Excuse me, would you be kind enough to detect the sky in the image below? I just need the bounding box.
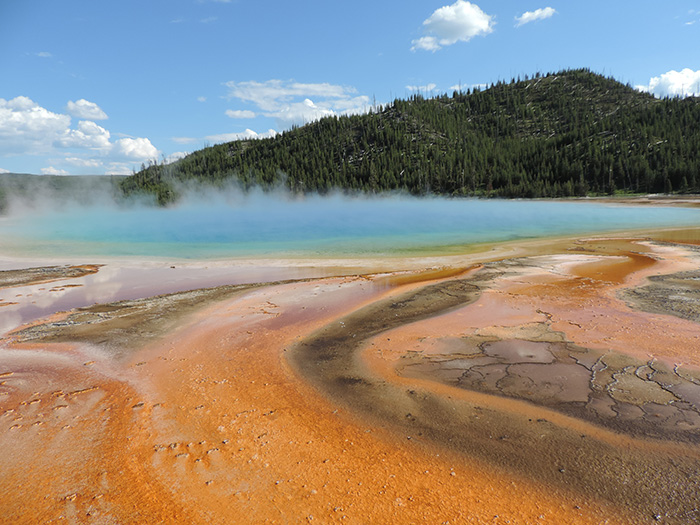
[1,0,699,176]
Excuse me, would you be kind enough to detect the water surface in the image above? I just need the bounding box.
[2,194,700,259]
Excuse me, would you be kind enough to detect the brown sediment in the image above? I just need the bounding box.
[2,236,700,523]
[7,282,266,358]
[0,264,102,289]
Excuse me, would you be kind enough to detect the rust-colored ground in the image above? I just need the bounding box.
[2,235,700,523]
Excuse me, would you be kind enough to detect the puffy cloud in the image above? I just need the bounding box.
[0,96,71,154]
[66,99,108,120]
[225,109,256,119]
[41,166,69,175]
[0,95,160,173]
[224,79,370,128]
[410,37,441,52]
[113,137,159,160]
[515,7,556,27]
[36,51,52,58]
[411,1,494,52]
[57,120,111,150]
[4,96,38,111]
[636,68,700,98]
[0,168,10,173]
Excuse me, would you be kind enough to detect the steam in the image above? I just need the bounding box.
[2,175,700,260]
[0,173,141,217]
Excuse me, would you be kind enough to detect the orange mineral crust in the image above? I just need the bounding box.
[1,237,700,523]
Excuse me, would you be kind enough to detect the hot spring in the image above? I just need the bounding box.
[2,192,700,259]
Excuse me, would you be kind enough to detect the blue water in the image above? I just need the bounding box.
[2,194,700,259]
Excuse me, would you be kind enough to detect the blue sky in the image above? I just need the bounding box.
[1,0,699,176]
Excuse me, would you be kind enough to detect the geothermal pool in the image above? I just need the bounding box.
[4,194,700,523]
[2,194,700,259]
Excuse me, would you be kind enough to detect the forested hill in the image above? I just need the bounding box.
[121,69,700,204]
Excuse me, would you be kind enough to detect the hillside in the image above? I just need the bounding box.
[120,69,700,204]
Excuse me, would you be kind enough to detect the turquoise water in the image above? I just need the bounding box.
[2,194,700,259]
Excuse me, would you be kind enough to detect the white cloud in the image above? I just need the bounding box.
[205,129,278,144]
[636,68,700,98]
[0,168,10,173]
[410,36,441,52]
[5,96,38,111]
[0,96,71,154]
[226,80,353,112]
[57,120,112,150]
[197,96,207,102]
[406,83,437,93]
[0,96,160,173]
[165,151,188,163]
[224,79,370,128]
[36,51,52,58]
[113,137,159,160]
[41,166,69,175]
[66,99,108,120]
[411,1,494,52]
[515,7,556,27]
[225,109,256,119]
[263,99,335,125]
